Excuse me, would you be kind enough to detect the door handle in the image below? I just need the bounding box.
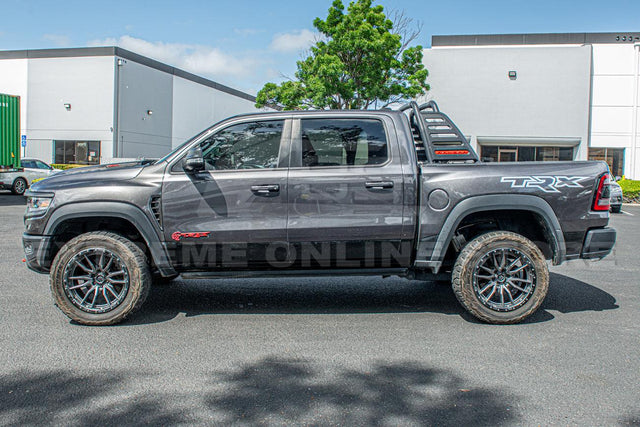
[365,181,394,190]
[251,184,280,196]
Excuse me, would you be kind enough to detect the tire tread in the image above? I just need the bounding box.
[451,230,549,324]
[50,231,151,326]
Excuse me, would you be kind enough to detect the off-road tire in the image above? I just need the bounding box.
[11,178,27,195]
[50,231,151,325]
[452,231,549,324]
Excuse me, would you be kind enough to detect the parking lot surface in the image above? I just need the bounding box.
[0,191,638,426]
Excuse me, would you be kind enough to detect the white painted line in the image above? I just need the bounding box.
[620,210,634,216]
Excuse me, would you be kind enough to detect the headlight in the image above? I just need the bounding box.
[26,196,53,217]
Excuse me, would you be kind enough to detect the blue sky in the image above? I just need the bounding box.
[1,0,639,94]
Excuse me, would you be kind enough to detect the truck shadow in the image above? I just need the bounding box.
[126,272,618,325]
[0,359,520,426]
[0,192,27,206]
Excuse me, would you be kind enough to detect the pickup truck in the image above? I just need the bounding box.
[0,158,60,195]
[23,102,616,325]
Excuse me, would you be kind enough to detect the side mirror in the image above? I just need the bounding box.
[183,147,205,173]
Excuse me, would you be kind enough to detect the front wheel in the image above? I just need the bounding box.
[452,231,549,324]
[50,231,151,325]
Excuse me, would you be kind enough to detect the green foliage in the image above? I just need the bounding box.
[51,164,86,170]
[619,179,640,199]
[256,0,429,110]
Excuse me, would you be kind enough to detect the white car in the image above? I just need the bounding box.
[0,158,61,195]
[609,180,623,213]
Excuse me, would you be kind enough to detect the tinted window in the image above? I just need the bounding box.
[300,119,388,167]
[34,161,51,170]
[54,140,100,165]
[199,120,284,170]
[21,160,35,168]
[588,147,624,177]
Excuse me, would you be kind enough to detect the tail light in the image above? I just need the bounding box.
[592,174,610,211]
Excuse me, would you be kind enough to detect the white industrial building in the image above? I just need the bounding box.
[1,35,638,178]
[423,32,640,179]
[0,47,261,165]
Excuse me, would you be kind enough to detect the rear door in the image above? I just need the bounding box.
[286,115,408,269]
[162,118,291,270]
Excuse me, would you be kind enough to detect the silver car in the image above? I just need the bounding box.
[609,180,623,213]
[0,158,61,195]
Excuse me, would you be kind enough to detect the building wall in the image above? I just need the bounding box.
[422,45,592,160]
[0,48,265,164]
[25,56,114,163]
[590,44,640,179]
[115,58,173,159]
[0,59,28,141]
[171,75,260,149]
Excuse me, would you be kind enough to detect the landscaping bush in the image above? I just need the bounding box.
[619,179,640,203]
[51,164,86,170]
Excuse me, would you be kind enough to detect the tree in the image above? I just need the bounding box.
[255,0,429,110]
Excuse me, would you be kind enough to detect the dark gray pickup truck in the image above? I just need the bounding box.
[23,102,616,325]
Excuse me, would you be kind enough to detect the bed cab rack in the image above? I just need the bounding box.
[399,101,479,163]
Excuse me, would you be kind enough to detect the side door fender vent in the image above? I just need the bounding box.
[150,195,163,230]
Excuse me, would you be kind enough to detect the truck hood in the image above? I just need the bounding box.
[30,161,151,192]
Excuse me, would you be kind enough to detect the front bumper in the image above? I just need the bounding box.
[580,227,616,260]
[22,233,53,274]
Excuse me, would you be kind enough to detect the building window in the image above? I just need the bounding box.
[588,148,624,178]
[54,141,101,165]
[480,146,574,163]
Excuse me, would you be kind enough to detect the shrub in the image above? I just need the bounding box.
[51,164,86,170]
[619,179,640,200]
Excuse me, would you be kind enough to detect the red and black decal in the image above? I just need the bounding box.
[171,231,211,242]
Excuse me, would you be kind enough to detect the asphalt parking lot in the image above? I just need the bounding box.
[0,191,638,426]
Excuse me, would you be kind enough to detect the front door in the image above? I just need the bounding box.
[286,116,408,269]
[162,119,290,270]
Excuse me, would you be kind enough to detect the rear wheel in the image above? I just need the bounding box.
[50,231,151,325]
[452,231,549,324]
[11,178,27,195]
[610,205,621,213]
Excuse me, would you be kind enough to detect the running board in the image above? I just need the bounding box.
[180,268,408,280]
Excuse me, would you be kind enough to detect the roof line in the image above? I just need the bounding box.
[432,32,640,47]
[0,46,256,102]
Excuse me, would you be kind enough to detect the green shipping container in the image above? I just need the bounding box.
[0,93,21,168]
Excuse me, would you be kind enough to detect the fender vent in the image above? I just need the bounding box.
[150,195,163,229]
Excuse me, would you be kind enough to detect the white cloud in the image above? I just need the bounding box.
[43,34,71,47]
[269,29,317,53]
[88,35,257,79]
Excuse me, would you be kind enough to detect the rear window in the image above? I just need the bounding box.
[300,119,388,167]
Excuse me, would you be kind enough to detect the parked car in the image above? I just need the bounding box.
[0,158,61,195]
[609,180,623,213]
[23,101,616,325]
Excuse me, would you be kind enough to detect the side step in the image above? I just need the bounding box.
[180,268,409,280]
